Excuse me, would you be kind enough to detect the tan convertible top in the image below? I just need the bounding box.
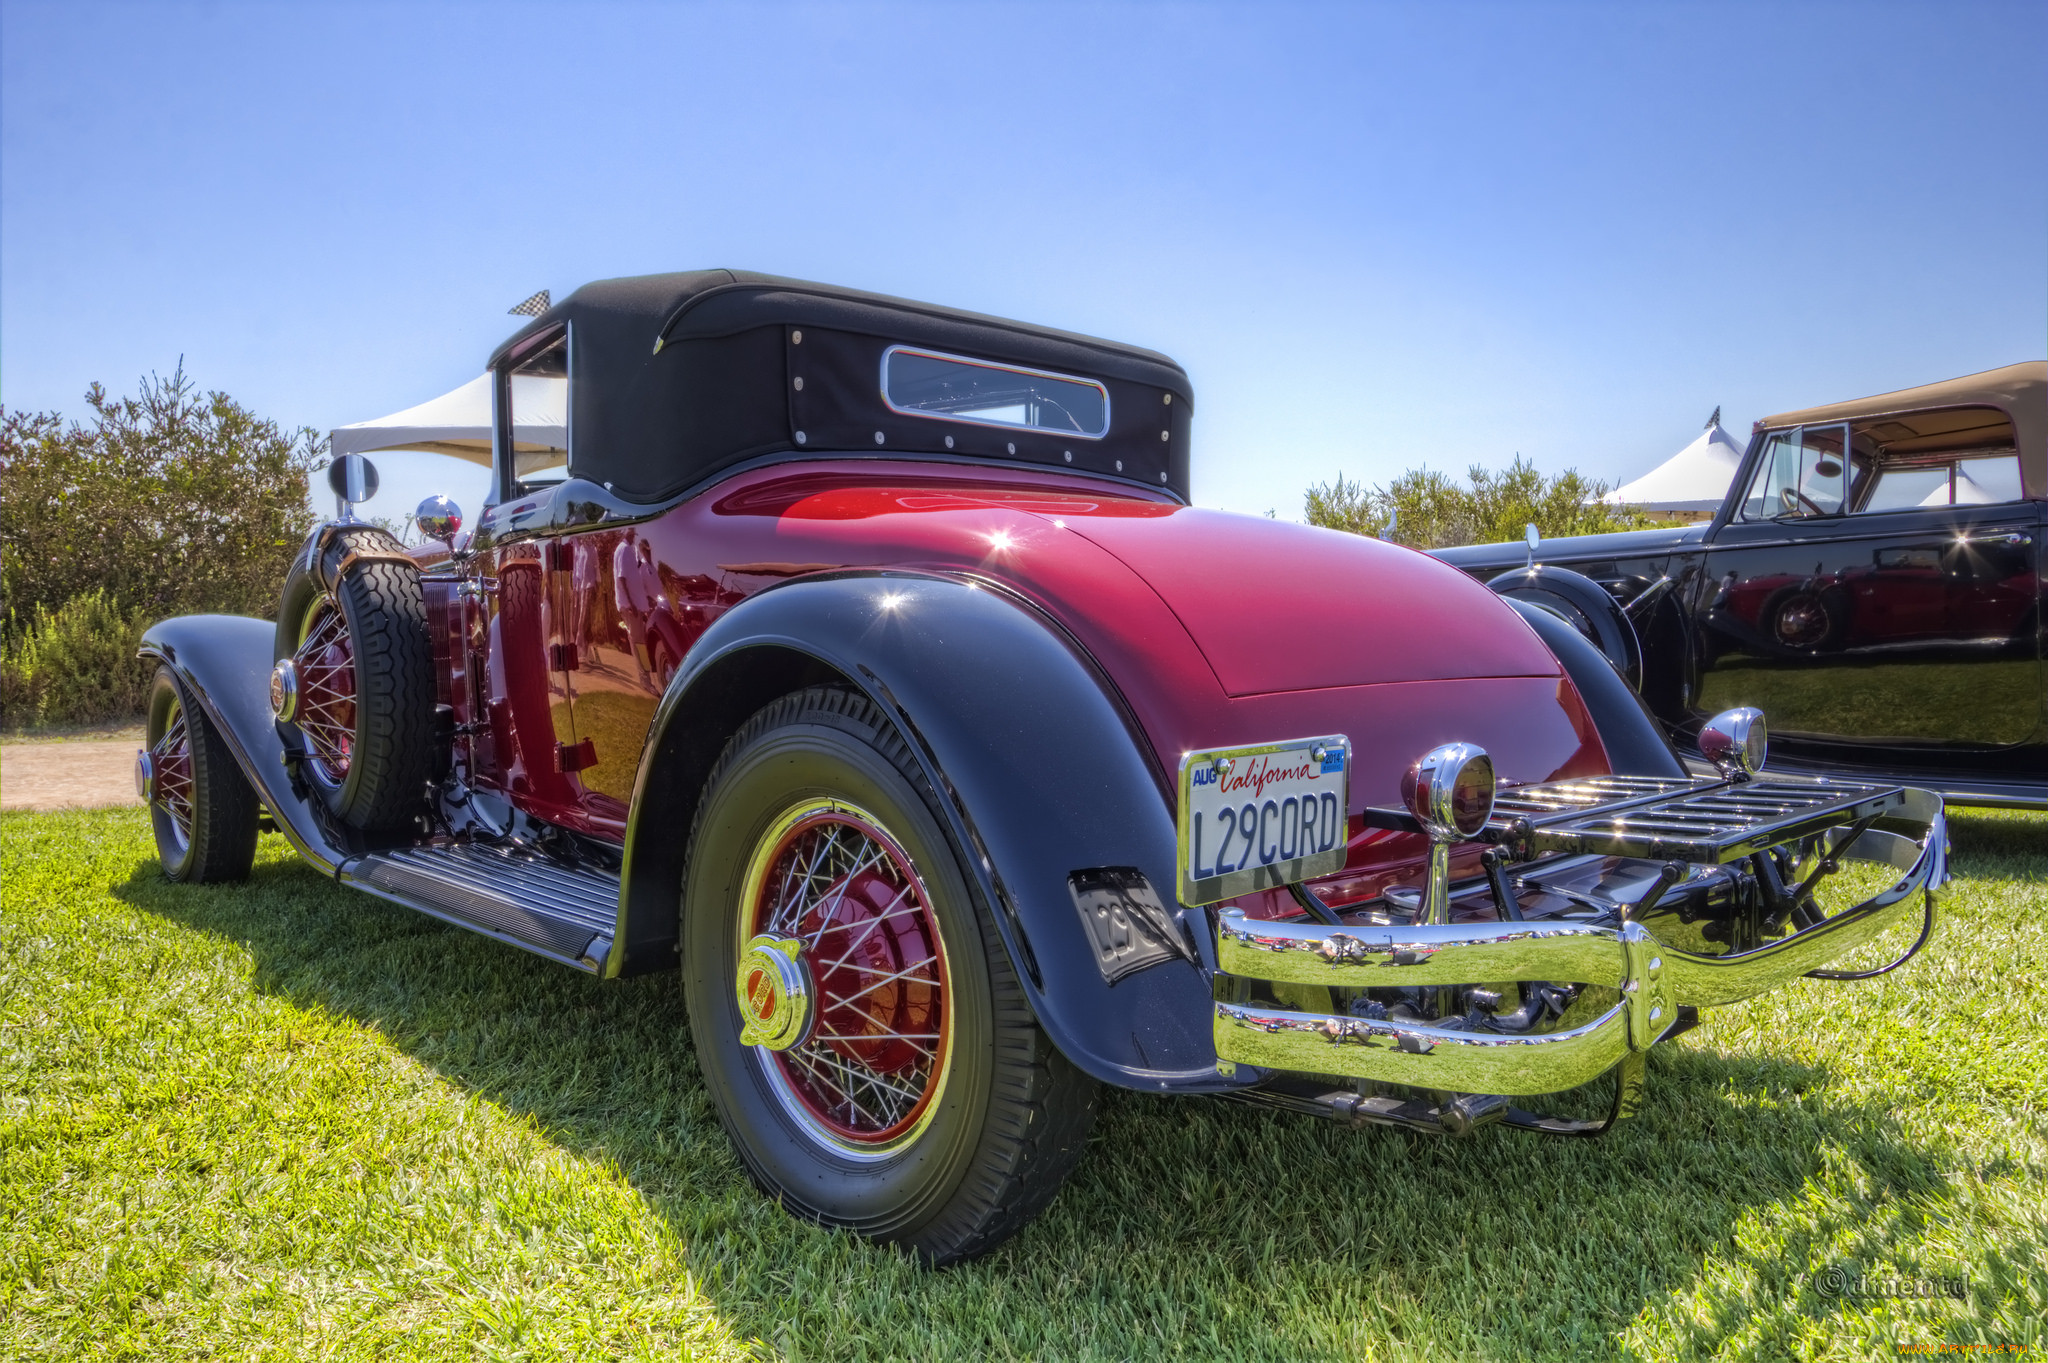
[1760,360,2046,498]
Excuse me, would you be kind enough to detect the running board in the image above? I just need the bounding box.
[342,843,622,974]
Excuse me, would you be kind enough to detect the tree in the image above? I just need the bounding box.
[0,365,324,627]
[1304,455,1665,549]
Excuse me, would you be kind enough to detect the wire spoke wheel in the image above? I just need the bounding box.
[293,598,357,783]
[686,686,1097,1262]
[741,799,952,1157]
[149,697,196,846]
[142,665,258,884]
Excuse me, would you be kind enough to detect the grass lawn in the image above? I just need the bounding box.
[2,806,2043,1361]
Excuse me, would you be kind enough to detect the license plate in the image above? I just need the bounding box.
[1177,735,1350,905]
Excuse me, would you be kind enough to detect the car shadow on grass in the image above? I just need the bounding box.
[116,845,1974,1361]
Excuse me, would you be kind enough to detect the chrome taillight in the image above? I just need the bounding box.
[1401,742,1496,924]
[1402,741,1496,841]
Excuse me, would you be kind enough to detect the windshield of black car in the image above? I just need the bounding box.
[1740,424,1848,520]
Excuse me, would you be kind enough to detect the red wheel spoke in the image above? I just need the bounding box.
[746,805,952,1150]
[810,890,918,971]
[292,602,356,781]
[818,954,939,1011]
[149,705,196,840]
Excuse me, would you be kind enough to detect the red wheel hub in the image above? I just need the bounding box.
[743,805,950,1150]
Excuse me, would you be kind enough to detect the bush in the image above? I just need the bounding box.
[0,590,154,729]
[1305,455,1667,549]
[0,365,322,625]
[0,367,321,730]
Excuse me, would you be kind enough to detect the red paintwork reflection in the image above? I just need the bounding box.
[1712,552,2036,654]
[463,460,1609,893]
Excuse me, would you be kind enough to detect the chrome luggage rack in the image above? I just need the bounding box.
[1476,773,1911,864]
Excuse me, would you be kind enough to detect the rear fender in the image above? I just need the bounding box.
[618,571,1229,1093]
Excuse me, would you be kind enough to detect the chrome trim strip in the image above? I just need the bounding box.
[1214,995,1635,1095]
[1217,912,1628,989]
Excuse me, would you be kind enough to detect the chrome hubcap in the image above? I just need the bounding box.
[269,657,300,722]
[736,935,812,1051]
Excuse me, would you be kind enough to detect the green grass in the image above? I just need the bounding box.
[3,807,2044,1361]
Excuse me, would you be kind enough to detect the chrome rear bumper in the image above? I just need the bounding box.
[1213,794,1946,1098]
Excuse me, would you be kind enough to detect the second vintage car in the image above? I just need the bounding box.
[1435,362,2046,808]
[137,271,1947,1263]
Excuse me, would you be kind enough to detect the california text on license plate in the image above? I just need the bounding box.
[1176,735,1350,905]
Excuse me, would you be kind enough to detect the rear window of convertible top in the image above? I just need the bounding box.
[881,346,1110,439]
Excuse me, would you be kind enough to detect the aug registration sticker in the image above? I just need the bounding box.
[1176,735,1350,906]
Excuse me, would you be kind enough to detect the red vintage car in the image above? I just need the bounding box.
[138,272,1946,1264]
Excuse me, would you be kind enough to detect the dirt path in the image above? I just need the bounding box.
[1,734,146,812]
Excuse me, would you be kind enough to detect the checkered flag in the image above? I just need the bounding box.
[508,289,551,317]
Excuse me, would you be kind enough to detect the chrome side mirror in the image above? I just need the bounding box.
[327,453,379,522]
[1524,522,1541,569]
[415,495,464,554]
[1400,741,1496,923]
[1700,707,1767,781]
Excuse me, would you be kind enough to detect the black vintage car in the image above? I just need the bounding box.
[1435,362,2046,809]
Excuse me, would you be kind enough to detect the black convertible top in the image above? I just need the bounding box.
[487,270,1195,504]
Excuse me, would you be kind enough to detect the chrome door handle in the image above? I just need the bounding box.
[1961,533,2032,547]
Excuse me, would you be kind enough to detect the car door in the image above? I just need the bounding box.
[1693,422,2042,753]
[469,328,588,822]
[542,526,662,832]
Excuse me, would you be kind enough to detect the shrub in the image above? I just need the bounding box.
[0,365,322,625]
[0,367,321,730]
[0,590,154,729]
[1305,455,1666,549]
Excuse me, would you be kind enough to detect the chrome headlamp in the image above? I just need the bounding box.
[1699,707,1767,781]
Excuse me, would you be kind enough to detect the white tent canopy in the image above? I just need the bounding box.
[328,374,566,468]
[1928,463,2000,506]
[1602,419,1748,515]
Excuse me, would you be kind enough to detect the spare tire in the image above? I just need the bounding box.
[1486,564,1642,691]
[273,525,437,831]
[1504,598,1686,779]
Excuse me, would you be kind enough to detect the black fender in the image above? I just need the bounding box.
[1504,599,1687,779]
[1486,564,1642,690]
[617,571,1230,1094]
[138,615,354,872]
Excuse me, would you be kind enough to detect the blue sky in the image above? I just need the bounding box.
[4,0,2043,527]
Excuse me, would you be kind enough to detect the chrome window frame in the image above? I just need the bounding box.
[497,323,573,496]
[878,344,1112,441]
[1740,422,1851,522]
